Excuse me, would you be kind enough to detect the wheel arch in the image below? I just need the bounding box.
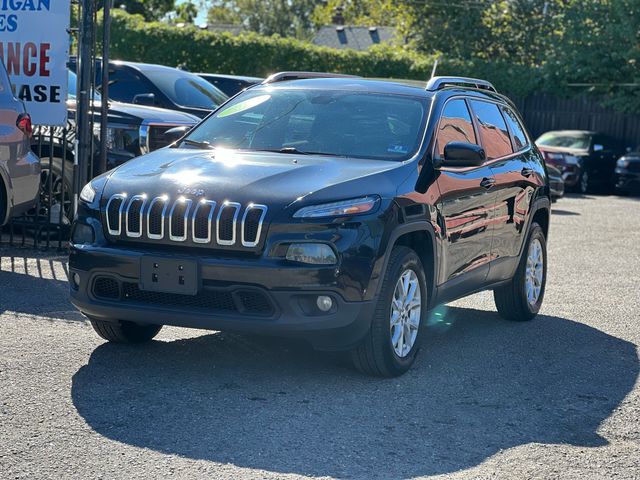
[517,196,551,260]
[374,221,438,309]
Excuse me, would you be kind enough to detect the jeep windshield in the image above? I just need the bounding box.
[181,89,428,161]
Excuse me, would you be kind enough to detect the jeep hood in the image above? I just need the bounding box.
[102,147,407,213]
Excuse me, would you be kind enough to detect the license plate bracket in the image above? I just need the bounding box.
[140,257,199,295]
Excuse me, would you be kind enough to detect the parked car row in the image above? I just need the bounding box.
[535,129,637,195]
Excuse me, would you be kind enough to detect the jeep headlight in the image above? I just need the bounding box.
[293,196,379,219]
[286,243,337,265]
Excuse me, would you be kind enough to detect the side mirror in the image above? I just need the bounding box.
[133,93,156,106]
[593,144,604,152]
[441,142,486,167]
[165,125,191,144]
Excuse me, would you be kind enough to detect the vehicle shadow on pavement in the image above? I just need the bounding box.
[71,307,638,478]
[0,256,82,321]
[552,209,581,216]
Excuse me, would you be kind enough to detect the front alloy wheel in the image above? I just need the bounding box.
[351,246,426,377]
[390,269,421,358]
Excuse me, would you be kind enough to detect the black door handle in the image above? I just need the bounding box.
[521,167,534,177]
[480,177,496,189]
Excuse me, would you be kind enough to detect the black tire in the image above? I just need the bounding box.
[494,223,547,321]
[38,156,74,221]
[89,317,162,344]
[351,246,428,377]
[577,170,590,194]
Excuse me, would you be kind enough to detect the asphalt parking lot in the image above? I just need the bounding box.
[1,194,639,479]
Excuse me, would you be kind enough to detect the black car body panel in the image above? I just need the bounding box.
[69,77,550,350]
[69,59,229,118]
[547,164,565,200]
[615,151,640,193]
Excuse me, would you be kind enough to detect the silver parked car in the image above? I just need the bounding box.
[0,62,40,226]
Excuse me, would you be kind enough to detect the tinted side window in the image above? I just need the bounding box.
[436,99,477,157]
[501,107,528,151]
[106,68,152,103]
[469,100,513,159]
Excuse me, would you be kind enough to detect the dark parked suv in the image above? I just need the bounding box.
[69,74,550,376]
[70,59,228,118]
[32,71,198,223]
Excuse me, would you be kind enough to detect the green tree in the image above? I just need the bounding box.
[117,0,176,21]
[174,1,198,23]
[206,0,321,38]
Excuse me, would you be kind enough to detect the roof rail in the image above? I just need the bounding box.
[262,71,360,84]
[425,76,497,93]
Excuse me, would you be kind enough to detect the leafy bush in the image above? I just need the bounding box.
[106,10,542,97]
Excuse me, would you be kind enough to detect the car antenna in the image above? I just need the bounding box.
[429,56,440,85]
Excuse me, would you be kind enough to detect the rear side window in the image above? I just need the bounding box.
[469,100,513,159]
[501,107,528,151]
[435,99,477,158]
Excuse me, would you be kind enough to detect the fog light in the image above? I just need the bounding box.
[316,295,333,312]
[286,243,337,265]
[72,273,80,289]
[71,222,95,245]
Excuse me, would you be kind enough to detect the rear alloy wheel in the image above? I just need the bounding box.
[578,170,589,194]
[494,222,547,321]
[89,317,162,344]
[351,246,427,377]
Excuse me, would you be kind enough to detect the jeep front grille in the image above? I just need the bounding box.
[105,194,267,248]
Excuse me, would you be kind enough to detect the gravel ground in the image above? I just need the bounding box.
[1,194,639,479]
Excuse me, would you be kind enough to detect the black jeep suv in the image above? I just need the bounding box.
[69,74,550,377]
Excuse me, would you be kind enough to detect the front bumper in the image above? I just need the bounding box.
[614,168,640,193]
[69,245,375,350]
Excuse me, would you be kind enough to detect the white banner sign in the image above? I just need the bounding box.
[0,0,70,126]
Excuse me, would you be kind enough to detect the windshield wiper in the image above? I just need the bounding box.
[250,147,345,157]
[278,147,310,154]
[181,139,214,149]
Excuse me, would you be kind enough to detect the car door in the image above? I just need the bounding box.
[434,97,497,286]
[468,100,536,280]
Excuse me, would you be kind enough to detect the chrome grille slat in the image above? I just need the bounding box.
[169,198,193,242]
[125,195,147,238]
[105,194,127,235]
[192,200,217,244]
[105,194,266,247]
[241,204,268,247]
[216,202,241,246]
[146,196,169,240]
